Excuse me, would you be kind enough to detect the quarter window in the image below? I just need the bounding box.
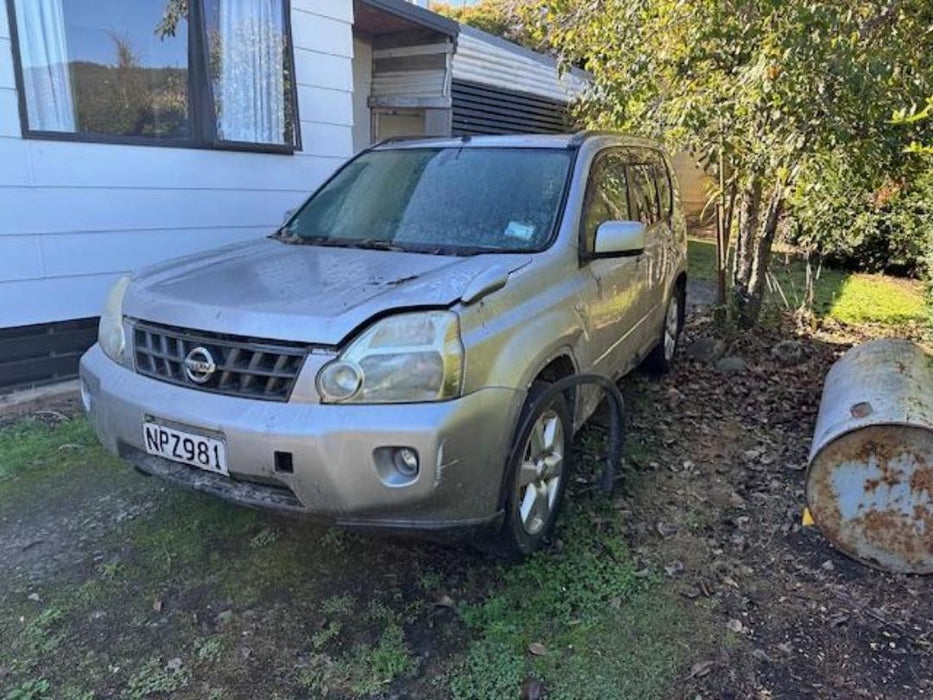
[9,0,299,151]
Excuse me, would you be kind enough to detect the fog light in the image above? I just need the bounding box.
[393,448,419,477]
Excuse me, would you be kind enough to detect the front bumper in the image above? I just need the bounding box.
[80,344,523,531]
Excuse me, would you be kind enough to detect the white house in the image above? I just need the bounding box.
[0,0,588,390]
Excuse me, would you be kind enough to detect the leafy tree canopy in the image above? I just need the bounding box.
[430,0,545,52]
[520,0,933,324]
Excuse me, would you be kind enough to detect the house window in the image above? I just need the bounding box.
[8,0,299,151]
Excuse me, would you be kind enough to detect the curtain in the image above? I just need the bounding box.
[13,0,75,132]
[215,0,286,144]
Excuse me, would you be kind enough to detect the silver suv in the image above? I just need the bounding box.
[80,132,687,555]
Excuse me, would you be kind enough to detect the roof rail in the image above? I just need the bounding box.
[370,134,472,149]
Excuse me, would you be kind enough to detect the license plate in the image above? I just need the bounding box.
[143,422,228,476]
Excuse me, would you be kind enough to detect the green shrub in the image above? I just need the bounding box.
[792,157,933,278]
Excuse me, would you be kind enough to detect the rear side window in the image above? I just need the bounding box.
[654,160,673,218]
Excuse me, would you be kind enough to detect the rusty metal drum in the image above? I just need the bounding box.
[807,339,933,574]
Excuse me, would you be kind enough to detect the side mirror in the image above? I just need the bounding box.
[593,220,646,256]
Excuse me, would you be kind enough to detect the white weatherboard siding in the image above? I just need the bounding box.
[351,38,372,152]
[0,0,356,329]
[452,26,587,103]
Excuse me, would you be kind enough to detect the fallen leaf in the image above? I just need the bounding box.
[434,594,455,609]
[689,660,714,678]
[528,642,547,657]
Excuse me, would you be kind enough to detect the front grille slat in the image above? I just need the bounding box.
[132,321,307,402]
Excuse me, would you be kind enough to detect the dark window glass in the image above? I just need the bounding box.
[582,153,631,251]
[655,162,673,218]
[629,164,660,225]
[14,0,189,138]
[11,0,297,150]
[287,148,573,254]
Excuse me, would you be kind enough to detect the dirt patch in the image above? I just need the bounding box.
[616,308,933,698]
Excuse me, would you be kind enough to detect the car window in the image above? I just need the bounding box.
[581,152,630,251]
[286,147,573,254]
[628,163,660,225]
[654,160,673,219]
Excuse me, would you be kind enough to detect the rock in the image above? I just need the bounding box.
[521,677,545,700]
[715,356,747,373]
[821,560,835,572]
[165,658,183,673]
[216,610,234,627]
[687,336,727,363]
[726,618,747,634]
[771,339,805,366]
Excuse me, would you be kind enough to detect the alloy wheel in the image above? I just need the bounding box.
[517,410,565,535]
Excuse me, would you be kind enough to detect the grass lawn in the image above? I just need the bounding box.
[687,237,930,327]
[0,417,698,699]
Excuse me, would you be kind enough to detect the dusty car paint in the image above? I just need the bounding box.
[80,132,688,533]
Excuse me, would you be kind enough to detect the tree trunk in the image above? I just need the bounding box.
[731,178,785,327]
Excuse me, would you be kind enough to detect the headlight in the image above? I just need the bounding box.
[98,276,130,364]
[317,311,463,403]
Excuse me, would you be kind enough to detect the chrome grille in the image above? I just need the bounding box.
[132,321,307,401]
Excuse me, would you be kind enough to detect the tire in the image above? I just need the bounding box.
[643,285,685,374]
[483,380,573,558]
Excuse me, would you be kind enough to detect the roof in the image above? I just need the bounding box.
[370,132,660,150]
[358,0,459,38]
[457,24,591,84]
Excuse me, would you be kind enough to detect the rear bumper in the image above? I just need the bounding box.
[80,344,523,531]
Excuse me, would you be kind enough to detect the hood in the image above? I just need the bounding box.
[124,238,531,345]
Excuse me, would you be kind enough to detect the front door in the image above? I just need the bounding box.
[577,150,647,379]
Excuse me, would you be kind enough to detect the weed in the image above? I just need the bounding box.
[249,527,279,549]
[320,594,355,617]
[3,679,50,700]
[347,621,416,696]
[194,637,223,663]
[312,621,343,650]
[125,658,191,699]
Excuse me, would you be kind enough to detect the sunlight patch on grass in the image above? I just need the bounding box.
[688,237,928,327]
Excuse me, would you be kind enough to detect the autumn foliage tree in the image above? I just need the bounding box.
[521,0,933,325]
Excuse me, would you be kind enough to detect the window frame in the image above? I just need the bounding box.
[4,0,302,154]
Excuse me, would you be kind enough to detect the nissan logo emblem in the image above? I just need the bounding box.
[184,346,216,384]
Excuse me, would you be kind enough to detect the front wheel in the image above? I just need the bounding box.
[644,286,684,373]
[484,381,572,558]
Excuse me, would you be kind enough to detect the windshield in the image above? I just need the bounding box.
[280,147,573,254]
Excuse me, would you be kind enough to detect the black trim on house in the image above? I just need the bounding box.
[0,318,98,392]
[451,80,570,136]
